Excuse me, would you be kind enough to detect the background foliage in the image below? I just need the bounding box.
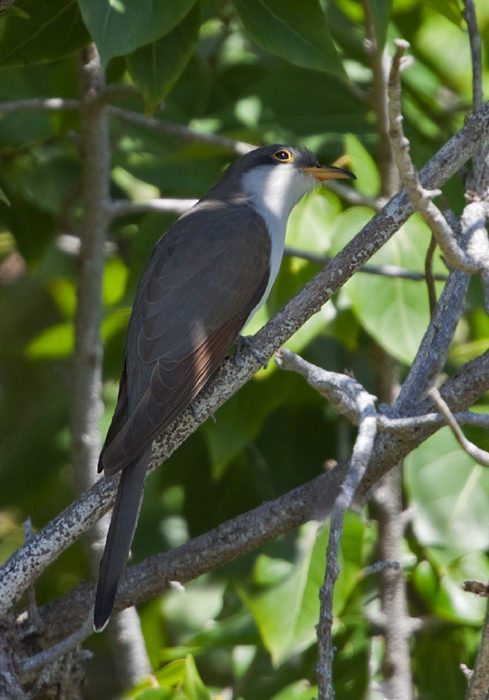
[0,0,488,698]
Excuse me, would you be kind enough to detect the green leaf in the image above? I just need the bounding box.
[344,133,380,198]
[26,321,74,358]
[77,0,197,66]
[0,65,53,144]
[270,681,319,700]
[202,372,288,478]
[363,0,391,49]
[413,559,485,625]
[232,0,345,78]
[405,427,489,556]
[0,0,90,66]
[330,210,446,364]
[240,516,365,665]
[155,659,187,687]
[161,610,259,661]
[3,193,56,263]
[132,687,175,700]
[26,309,129,359]
[102,258,129,306]
[181,655,212,700]
[424,0,463,26]
[286,190,343,254]
[127,4,200,116]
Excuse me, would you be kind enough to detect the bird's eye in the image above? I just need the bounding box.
[272,149,293,162]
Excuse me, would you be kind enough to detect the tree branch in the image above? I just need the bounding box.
[0,98,254,155]
[2,100,489,618]
[21,346,489,649]
[388,39,489,291]
[428,388,489,467]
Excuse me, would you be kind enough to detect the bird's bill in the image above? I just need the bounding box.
[302,165,356,182]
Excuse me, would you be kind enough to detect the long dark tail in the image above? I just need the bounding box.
[93,450,150,631]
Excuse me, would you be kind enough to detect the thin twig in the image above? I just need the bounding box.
[363,560,400,576]
[0,98,254,155]
[361,0,400,197]
[462,0,489,196]
[424,234,438,315]
[326,180,381,210]
[109,198,198,218]
[317,509,343,700]
[107,105,254,155]
[463,581,489,598]
[388,40,481,274]
[465,599,489,700]
[378,411,489,432]
[276,349,377,507]
[463,0,483,114]
[0,97,80,112]
[285,246,448,282]
[19,616,93,676]
[428,387,489,466]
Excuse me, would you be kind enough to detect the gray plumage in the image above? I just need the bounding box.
[94,145,354,630]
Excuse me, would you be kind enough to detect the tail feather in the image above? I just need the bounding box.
[94,450,150,631]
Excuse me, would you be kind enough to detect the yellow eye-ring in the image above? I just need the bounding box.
[272,149,293,162]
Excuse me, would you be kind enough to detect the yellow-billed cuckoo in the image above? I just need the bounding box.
[94,145,355,631]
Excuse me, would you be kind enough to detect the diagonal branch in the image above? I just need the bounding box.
[1,100,489,617]
[20,347,489,649]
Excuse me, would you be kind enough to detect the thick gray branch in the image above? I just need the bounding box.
[2,101,489,617]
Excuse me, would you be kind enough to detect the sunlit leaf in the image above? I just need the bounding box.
[181,655,212,700]
[405,427,489,556]
[240,515,365,665]
[102,258,129,306]
[232,0,345,78]
[344,133,381,198]
[286,190,343,254]
[330,210,446,364]
[270,681,319,700]
[26,321,73,358]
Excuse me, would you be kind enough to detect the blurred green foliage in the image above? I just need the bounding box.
[0,0,488,698]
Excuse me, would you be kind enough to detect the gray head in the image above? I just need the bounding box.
[206,144,354,204]
[205,144,355,223]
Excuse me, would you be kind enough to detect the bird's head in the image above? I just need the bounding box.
[226,144,356,221]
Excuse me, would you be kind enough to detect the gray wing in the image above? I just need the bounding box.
[100,199,271,475]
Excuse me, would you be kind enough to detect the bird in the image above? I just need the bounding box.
[93,144,355,631]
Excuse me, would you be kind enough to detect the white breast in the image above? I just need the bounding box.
[241,163,318,317]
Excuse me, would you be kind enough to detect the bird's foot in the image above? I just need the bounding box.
[236,335,268,369]
[189,401,216,424]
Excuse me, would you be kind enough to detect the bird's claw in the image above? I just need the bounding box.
[236,335,268,369]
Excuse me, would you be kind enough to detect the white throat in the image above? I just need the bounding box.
[242,163,318,314]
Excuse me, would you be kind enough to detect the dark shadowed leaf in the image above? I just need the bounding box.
[0,0,90,66]
[363,0,391,49]
[77,0,197,65]
[127,4,201,116]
